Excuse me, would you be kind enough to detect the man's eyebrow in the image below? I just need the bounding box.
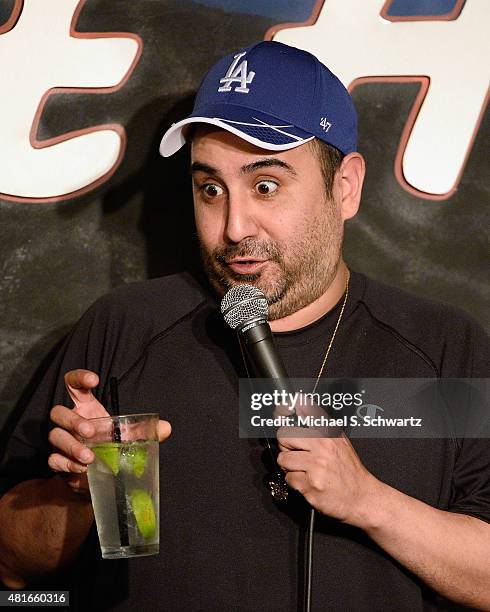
[190,158,297,177]
[190,161,221,177]
[240,159,297,176]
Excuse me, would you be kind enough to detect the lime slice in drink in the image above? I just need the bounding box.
[92,443,120,475]
[125,443,148,478]
[130,489,157,539]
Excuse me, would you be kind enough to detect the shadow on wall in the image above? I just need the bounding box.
[102,94,203,281]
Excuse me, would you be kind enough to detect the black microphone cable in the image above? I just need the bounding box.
[304,508,315,612]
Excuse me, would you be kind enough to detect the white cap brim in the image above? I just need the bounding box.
[159,116,314,157]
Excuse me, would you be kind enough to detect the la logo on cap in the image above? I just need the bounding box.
[218,52,255,94]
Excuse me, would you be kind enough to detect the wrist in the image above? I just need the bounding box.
[346,474,392,532]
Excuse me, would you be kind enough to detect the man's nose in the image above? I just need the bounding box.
[224,193,259,244]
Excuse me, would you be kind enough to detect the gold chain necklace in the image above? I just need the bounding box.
[312,268,350,394]
[238,268,350,502]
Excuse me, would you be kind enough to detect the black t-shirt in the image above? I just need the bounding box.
[1,271,489,611]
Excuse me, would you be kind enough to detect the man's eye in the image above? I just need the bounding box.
[255,180,278,195]
[202,183,224,197]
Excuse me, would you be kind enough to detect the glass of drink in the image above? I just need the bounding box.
[82,413,160,559]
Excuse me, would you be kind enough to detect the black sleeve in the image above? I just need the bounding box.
[0,298,116,498]
[446,317,490,524]
[448,437,490,524]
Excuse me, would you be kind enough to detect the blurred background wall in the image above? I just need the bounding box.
[0,0,488,433]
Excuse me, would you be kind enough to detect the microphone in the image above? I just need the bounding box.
[220,284,290,385]
[221,283,292,503]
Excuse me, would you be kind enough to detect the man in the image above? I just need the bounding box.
[0,42,489,610]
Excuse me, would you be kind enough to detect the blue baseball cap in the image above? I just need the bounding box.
[159,41,357,157]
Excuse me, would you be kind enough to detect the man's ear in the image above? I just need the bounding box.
[337,152,365,220]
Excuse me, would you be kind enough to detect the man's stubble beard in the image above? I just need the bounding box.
[199,198,344,320]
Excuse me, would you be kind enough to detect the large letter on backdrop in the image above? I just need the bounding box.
[271,0,489,199]
[0,0,142,202]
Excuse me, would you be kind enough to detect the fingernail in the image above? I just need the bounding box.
[80,449,92,463]
[78,422,92,437]
[75,465,87,473]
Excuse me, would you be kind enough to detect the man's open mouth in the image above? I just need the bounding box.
[225,258,268,275]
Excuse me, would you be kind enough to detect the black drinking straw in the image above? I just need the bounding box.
[110,377,121,424]
[109,377,129,549]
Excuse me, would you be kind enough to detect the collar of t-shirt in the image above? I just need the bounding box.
[270,271,365,378]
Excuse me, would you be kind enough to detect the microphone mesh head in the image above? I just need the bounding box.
[221,284,268,330]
